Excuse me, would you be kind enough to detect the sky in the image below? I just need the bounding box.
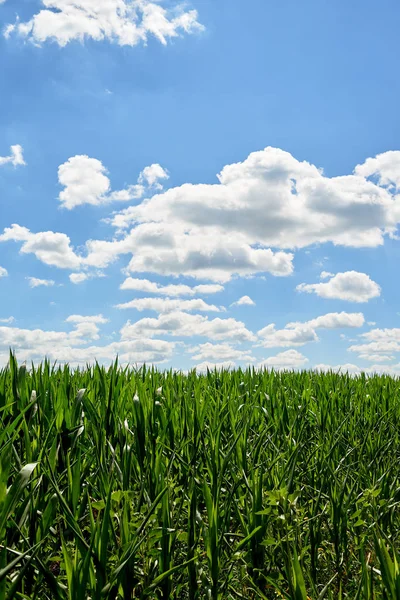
[1,0,400,372]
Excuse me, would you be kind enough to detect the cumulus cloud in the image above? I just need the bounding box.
[195,284,224,295]
[66,314,109,324]
[355,150,400,190]
[189,342,255,362]
[121,311,256,342]
[358,354,395,362]
[259,349,309,369]
[315,361,400,375]
[0,327,174,366]
[26,276,55,288]
[100,146,400,282]
[6,146,400,284]
[297,271,381,303]
[0,266,8,278]
[5,0,203,47]
[287,311,365,329]
[138,164,169,189]
[230,295,255,307]
[0,317,14,324]
[117,225,294,282]
[366,364,400,375]
[110,147,400,250]
[58,155,144,209]
[80,223,294,281]
[70,272,88,284]
[348,327,400,359]
[69,271,105,284]
[0,313,176,366]
[0,145,25,167]
[314,363,362,374]
[361,327,400,343]
[58,156,113,209]
[0,314,108,352]
[349,341,400,356]
[194,361,236,372]
[258,323,318,348]
[57,156,170,209]
[120,277,224,296]
[258,311,365,348]
[115,297,224,313]
[0,224,81,269]
[320,271,334,279]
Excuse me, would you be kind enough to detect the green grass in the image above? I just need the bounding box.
[1,352,400,599]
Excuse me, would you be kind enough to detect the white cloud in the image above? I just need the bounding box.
[0,323,174,366]
[116,225,294,282]
[120,277,224,297]
[258,323,318,348]
[288,311,365,329]
[0,317,14,324]
[58,156,170,209]
[0,224,81,269]
[120,278,188,295]
[121,311,256,342]
[70,272,88,284]
[0,314,109,353]
[314,363,362,374]
[355,150,400,190]
[348,327,400,359]
[101,146,400,282]
[258,311,365,349]
[349,341,400,355]
[58,156,112,209]
[315,361,400,375]
[230,295,255,307]
[194,360,236,372]
[366,363,400,375]
[194,284,224,295]
[361,327,400,342]
[0,313,176,366]
[66,314,109,324]
[0,145,25,167]
[58,155,144,209]
[358,354,395,362]
[320,271,334,279]
[69,271,105,284]
[51,339,175,366]
[115,297,224,313]
[189,342,255,362]
[5,0,203,47]
[6,146,400,285]
[297,271,381,303]
[0,266,8,278]
[259,349,309,369]
[80,223,294,282]
[26,276,55,288]
[138,164,169,189]
[111,147,400,250]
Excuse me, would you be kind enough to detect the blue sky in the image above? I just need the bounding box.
[1,0,400,371]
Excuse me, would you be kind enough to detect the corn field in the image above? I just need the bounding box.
[1,354,400,599]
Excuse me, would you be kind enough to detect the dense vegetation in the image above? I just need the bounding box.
[1,355,400,599]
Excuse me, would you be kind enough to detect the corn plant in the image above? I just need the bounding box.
[0,354,399,598]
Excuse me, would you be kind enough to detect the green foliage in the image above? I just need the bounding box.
[0,353,399,598]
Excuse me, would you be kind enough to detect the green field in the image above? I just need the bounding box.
[1,354,400,599]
